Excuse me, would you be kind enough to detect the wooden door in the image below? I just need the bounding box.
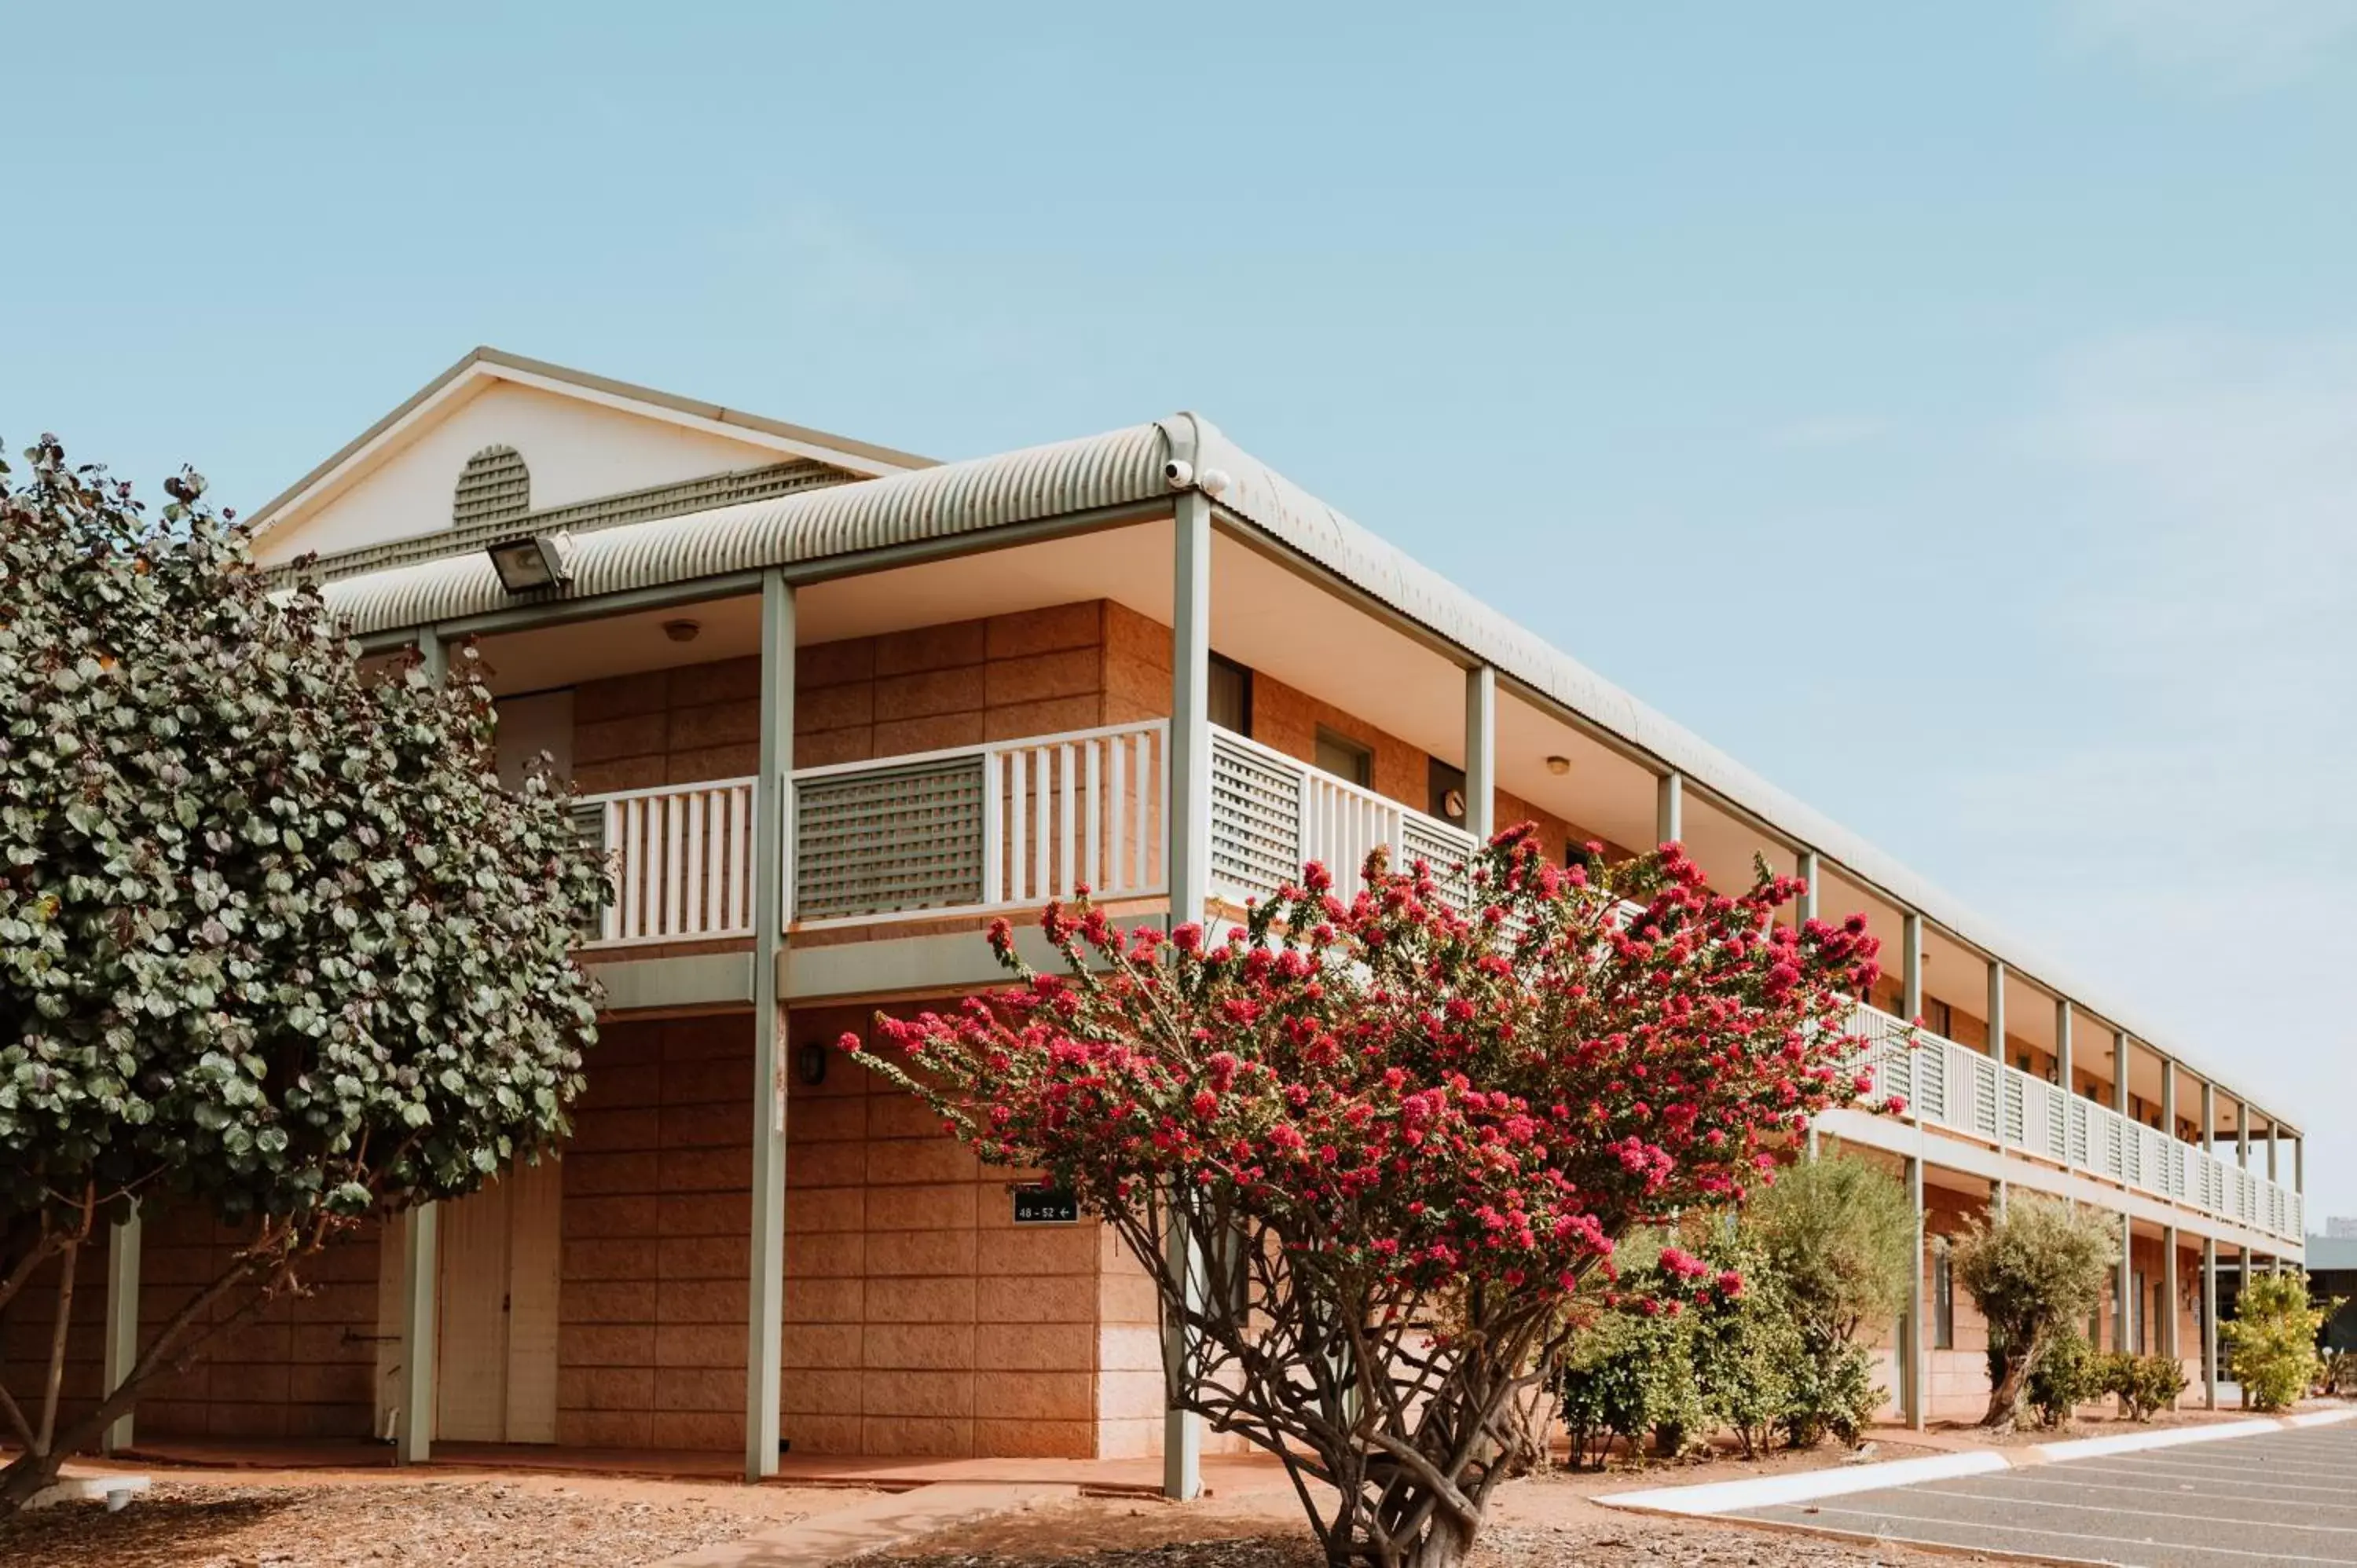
[436,1179,511,1442]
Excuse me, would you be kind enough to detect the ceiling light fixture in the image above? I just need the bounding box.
[662,618,702,643]
[1545,755,1571,775]
[486,531,577,593]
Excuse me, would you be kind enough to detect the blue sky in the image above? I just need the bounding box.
[9,4,2355,1218]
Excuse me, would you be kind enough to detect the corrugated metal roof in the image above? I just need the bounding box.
[316,412,2293,1127]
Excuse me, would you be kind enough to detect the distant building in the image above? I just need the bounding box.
[2310,1235,2357,1350]
[2327,1216,2357,1240]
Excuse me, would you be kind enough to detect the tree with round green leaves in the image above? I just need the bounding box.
[0,438,605,1507]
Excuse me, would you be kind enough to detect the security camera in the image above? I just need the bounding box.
[1163,459,1195,490]
[1197,467,1231,497]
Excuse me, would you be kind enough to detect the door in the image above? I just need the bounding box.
[435,1156,563,1443]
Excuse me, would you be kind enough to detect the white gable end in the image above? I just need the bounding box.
[253,379,812,567]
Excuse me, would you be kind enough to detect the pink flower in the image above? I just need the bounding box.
[1659,1246,1706,1280]
[1715,1269,1744,1297]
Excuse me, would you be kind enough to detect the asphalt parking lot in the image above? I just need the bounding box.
[1733,1423,2357,1566]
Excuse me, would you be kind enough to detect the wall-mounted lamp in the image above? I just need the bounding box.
[796,1041,830,1086]
[1544,755,1571,776]
[486,531,577,593]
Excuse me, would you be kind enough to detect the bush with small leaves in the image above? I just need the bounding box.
[2025,1329,2104,1429]
[1781,1335,1881,1449]
[2099,1351,2188,1422]
[2223,1271,2331,1413]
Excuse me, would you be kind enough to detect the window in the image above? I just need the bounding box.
[1314,726,1373,788]
[1933,1247,1956,1350]
[1923,998,1953,1039]
[1428,759,1468,824]
[1208,654,1252,735]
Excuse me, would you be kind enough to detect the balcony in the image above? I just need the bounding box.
[578,720,1485,947]
[1847,1003,2303,1242]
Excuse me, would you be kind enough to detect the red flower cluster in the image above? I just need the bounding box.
[849,825,1882,1314]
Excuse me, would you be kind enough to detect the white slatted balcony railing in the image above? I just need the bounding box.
[1843,1001,2302,1242]
[1208,725,1479,909]
[581,779,759,947]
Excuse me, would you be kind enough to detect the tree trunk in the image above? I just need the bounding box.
[34,1236,81,1455]
[1981,1347,2029,1431]
[1400,1515,1474,1568]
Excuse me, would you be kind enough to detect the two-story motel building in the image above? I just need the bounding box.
[8,349,2308,1492]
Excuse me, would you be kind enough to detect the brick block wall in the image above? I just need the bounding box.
[0,1243,106,1438]
[556,1013,755,1450]
[137,1209,383,1440]
[780,1003,1107,1459]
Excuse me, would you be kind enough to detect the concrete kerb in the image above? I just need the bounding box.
[644,1481,1080,1568]
[1596,1407,2357,1519]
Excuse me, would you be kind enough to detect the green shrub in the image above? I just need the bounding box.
[2099,1352,2188,1422]
[2324,1350,2357,1398]
[1782,1336,1881,1449]
[1688,1238,1802,1459]
[2223,1271,2330,1412]
[2025,1330,2103,1429]
[1554,1304,1700,1469]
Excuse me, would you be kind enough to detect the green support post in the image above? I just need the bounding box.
[745,568,794,1481]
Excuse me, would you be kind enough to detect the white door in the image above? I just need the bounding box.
[435,1157,563,1444]
[436,1181,511,1442]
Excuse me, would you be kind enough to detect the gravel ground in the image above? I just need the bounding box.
[874,1473,1993,1568]
[0,1475,849,1568]
[880,1518,1986,1567]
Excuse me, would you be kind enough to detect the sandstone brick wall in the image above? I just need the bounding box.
[556,1013,755,1450]
[138,1210,383,1441]
[0,1244,105,1438]
[780,1002,1111,1458]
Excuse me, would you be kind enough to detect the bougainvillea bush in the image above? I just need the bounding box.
[852,827,1886,1568]
[0,439,604,1507]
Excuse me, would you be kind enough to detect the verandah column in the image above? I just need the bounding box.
[397,626,447,1466]
[744,568,795,1482]
[1986,958,2007,1211]
[101,1200,141,1454]
[1904,1152,1926,1431]
[2202,1233,2220,1409]
[2114,1031,2132,1354]
[1163,488,1214,1502]
[1898,911,1925,1429]
[2162,1225,2180,1406]
[1463,665,1495,844]
[1795,850,1820,1158]
[1654,771,1682,845]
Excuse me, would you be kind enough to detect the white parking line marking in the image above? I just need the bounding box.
[1904,1485,2357,1536]
[2045,1460,2357,1497]
[1940,1471,2357,1515]
[1777,1504,2357,1564]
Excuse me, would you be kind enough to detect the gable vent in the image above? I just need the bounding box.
[454,445,530,528]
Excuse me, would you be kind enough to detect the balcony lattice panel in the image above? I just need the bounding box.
[793,757,987,921]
